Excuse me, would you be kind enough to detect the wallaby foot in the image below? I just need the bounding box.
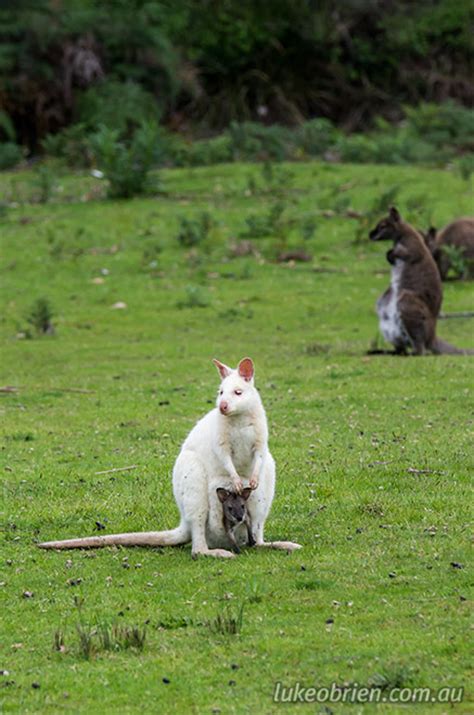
[192,548,235,559]
[256,540,302,552]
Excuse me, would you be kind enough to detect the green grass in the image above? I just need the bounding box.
[0,161,472,714]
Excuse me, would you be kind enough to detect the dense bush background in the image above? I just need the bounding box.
[0,0,472,153]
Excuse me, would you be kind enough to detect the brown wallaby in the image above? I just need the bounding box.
[423,218,474,280]
[216,487,255,553]
[370,207,473,356]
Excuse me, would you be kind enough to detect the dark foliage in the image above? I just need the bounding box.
[0,1,472,152]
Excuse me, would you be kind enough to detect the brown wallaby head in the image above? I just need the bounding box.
[216,487,252,526]
[370,206,430,265]
[369,206,403,242]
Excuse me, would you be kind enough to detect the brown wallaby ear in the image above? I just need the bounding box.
[241,488,253,501]
[216,488,231,503]
[389,206,401,223]
[213,359,232,380]
[237,357,254,382]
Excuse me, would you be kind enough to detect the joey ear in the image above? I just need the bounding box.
[389,206,401,223]
[213,359,232,380]
[216,488,230,503]
[241,488,253,501]
[237,357,254,382]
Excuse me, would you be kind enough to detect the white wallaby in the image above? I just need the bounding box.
[38,357,302,558]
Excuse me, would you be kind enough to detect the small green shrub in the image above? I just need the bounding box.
[404,101,474,152]
[207,603,245,635]
[0,110,15,142]
[240,202,286,239]
[90,122,160,199]
[455,154,474,180]
[33,164,56,203]
[0,142,22,170]
[442,244,470,279]
[26,297,55,336]
[74,622,146,659]
[296,118,339,156]
[176,212,214,247]
[189,135,233,166]
[77,80,162,135]
[176,285,211,309]
[42,124,93,168]
[229,122,293,161]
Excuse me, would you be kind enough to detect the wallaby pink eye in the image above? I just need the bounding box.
[234,389,243,396]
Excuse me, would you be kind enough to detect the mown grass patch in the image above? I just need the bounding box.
[1,161,472,714]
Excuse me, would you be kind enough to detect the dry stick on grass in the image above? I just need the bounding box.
[0,386,18,393]
[439,311,474,319]
[49,387,97,394]
[407,467,446,475]
[95,465,138,475]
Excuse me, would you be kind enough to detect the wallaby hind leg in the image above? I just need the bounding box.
[398,292,434,356]
[190,517,235,559]
[174,449,235,559]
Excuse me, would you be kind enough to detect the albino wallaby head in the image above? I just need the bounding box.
[369,206,404,242]
[213,357,257,416]
[216,487,253,526]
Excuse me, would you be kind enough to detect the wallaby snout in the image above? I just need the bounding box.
[219,400,230,414]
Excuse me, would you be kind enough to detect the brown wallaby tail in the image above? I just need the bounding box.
[38,524,190,550]
[431,337,474,355]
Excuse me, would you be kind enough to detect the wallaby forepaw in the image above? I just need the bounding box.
[232,477,244,494]
[249,476,259,490]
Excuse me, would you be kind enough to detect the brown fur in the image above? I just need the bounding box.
[216,487,255,553]
[370,207,472,355]
[423,218,474,280]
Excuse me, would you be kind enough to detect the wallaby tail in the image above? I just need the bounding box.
[38,524,190,550]
[432,337,474,355]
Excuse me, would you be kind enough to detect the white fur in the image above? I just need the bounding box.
[38,358,302,558]
[377,262,411,349]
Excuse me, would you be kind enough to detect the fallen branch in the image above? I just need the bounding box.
[0,386,18,393]
[50,387,96,394]
[439,311,474,319]
[95,465,138,475]
[406,467,447,475]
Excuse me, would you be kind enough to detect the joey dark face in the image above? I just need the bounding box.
[369,206,402,242]
[216,488,252,526]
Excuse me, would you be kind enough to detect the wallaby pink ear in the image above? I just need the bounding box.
[216,488,230,503]
[237,357,254,382]
[213,359,232,380]
[241,488,253,501]
[389,206,401,223]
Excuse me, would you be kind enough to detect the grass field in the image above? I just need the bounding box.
[1,161,473,714]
